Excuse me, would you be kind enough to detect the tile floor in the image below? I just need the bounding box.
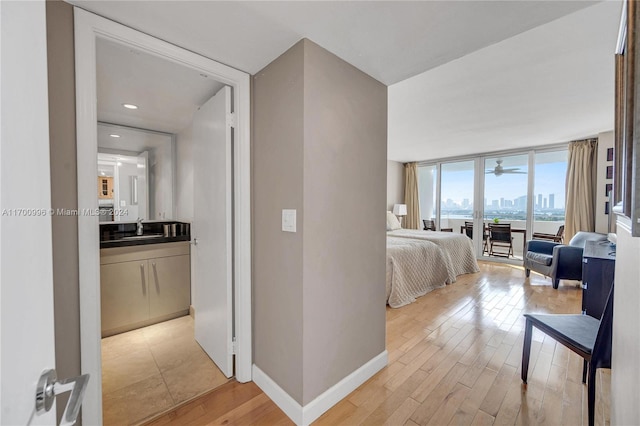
[101,315,230,425]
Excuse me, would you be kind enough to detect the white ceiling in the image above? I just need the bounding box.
[74,0,620,161]
[75,1,595,85]
[388,1,621,162]
[97,37,225,133]
[97,123,172,153]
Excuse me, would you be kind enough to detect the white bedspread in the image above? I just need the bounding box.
[387,229,480,281]
[386,237,449,308]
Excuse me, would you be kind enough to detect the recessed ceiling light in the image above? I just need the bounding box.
[109,134,120,138]
[122,103,138,110]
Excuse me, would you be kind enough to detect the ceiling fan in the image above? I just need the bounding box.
[485,159,526,176]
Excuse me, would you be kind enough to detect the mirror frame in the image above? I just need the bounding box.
[614,0,640,236]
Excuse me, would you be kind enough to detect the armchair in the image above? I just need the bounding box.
[524,231,608,289]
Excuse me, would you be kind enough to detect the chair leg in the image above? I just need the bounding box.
[521,319,533,384]
[587,363,597,426]
[525,269,531,277]
[552,278,560,289]
[582,360,588,384]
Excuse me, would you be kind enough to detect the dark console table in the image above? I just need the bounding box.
[582,240,616,319]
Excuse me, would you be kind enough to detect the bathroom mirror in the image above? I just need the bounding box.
[97,123,174,221]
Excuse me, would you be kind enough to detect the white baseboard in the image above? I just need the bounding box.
[252,350,388,426]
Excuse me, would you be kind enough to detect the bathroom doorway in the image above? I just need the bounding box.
[75,9,252,425]
[95,31,234,426]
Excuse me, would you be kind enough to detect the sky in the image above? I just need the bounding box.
[435,160,567,208]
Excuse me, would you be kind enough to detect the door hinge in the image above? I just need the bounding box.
[227,112,236,128]
[231,337,237,355]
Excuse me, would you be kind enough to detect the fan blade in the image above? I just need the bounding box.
[502,170,527,174]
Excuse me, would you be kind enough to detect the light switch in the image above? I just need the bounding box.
[282,209,296,232]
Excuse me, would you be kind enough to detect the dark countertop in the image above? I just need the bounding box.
[100,221,191,249]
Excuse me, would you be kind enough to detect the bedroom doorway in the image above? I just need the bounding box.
[74,8,252,424]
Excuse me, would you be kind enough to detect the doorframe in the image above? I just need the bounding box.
[74,8,252,425]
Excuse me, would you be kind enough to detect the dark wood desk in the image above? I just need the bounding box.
[582,240,615,319]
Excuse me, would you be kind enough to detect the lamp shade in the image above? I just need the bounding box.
[393,204,407,216]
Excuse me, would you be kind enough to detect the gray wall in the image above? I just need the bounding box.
[46,1,81,421]
[253,41,306,401]
[387,160,404,211]
[253,39,387,406]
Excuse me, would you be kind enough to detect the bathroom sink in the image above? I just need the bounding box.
[120,234,164,240]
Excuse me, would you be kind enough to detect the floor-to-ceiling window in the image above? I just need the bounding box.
[532,150,567,239]
[418,164,437,227]
[418,145,568,263]
[439,160,475,231]
[483,154,529,259]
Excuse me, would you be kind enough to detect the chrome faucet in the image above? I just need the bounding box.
[136,218,143,236]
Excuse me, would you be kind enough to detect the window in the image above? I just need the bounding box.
[439,160,475,230]
[418,165,436,223]
[533,150,567,236]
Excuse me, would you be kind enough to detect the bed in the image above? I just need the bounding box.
[387,228,480,280]
[386,237,450,308]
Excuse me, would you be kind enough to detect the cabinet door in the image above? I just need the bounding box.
[582,257,615,319]
[101,260,149,335]
[149,255,190,319]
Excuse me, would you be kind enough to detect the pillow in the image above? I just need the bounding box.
[386,211,402,231]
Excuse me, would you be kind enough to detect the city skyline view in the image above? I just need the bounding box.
[419,153,567,221]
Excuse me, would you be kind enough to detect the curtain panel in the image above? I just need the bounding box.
[565,138,598,242]
[404,162,421,229]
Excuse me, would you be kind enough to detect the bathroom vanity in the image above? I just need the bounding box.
[100,221,191,337]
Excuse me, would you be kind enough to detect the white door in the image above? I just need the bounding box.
[1,1,57,424]
[192,86,234,377]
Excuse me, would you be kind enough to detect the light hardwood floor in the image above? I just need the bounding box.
[144,261,611,425]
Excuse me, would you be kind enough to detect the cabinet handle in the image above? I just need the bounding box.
[152,262,160,293]
[140,263,146,295]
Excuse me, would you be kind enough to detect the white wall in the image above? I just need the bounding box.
[175,126,194,222]
[387,160,404,210]
[148,140,174,220]
[116,162,140,221]
[596,131,614,233]
[175,124,195,302]
[611,217,640,424]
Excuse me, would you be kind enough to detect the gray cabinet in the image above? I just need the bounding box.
[100,242,190,336]
[582,240,615,319]
[101,260,149,333]
[149,254,191,319]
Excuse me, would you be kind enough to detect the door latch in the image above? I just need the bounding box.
[36,369,89,426]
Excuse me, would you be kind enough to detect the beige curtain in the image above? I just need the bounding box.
[404,162,421,229]
[565,139,598,242]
